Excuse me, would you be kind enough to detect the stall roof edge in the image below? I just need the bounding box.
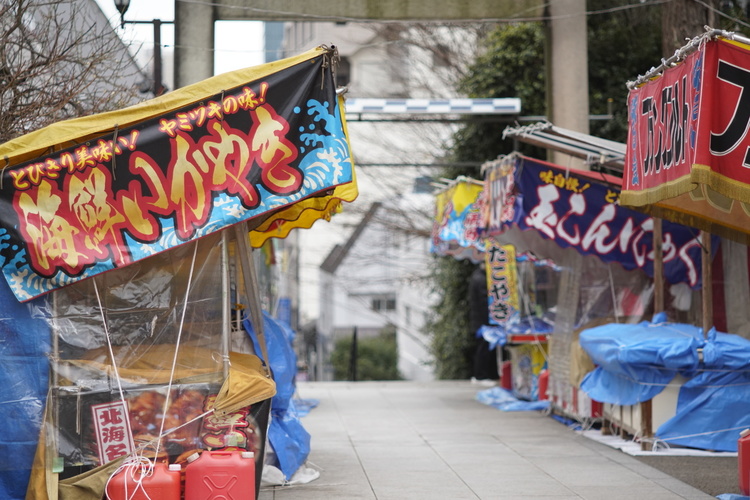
[502,122,625,175]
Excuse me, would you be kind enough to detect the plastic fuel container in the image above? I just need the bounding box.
[739,428,750,495]
[185,450,256,500]
[106,462,181,500]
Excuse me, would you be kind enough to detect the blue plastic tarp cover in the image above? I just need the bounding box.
[267,399,311,480]
[579,314,750,452]
[578,315,704,405]
[0,278,50,500]
[476,387,550,412]
[244,312,311,479]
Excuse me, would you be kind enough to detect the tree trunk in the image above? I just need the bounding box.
[661,0,716,56]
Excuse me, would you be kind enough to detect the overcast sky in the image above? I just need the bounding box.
[94,0,265,75]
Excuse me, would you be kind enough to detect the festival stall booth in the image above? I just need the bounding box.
[479,150,707,426]
[431,176,558,401]
[431,176,487,264]
[0,46,357,500]
[584,28,750,455]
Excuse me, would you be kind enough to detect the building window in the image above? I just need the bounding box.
[371,296,397,311]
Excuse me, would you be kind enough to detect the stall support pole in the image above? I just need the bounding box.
[701,231,713,338]
[233,222,271,374]
[221,231,231,378]
[640,218,663,451]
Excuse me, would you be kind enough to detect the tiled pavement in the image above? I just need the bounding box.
[258,381,716,500]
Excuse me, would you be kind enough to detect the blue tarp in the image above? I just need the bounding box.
[293,398,319,417]
[579,313,750,452]
[244,312,311,480]
[0,277,50,500]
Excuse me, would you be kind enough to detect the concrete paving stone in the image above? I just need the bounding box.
[450,462,552,481]
[575,484,709,500]
[654,477,720,499]
[479,497,582,500]
[357,446,451,473]
[259,482,376,500]
[469,473,577,497]
[369,469,478,499]
[531,456,657,487]
[432,444,528,467]
[262,382,717,499]
[502,438,602,459]
[457,470,569,498]
[614,459,677,480]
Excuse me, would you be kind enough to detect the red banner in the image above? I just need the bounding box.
[622,44,701,202]
[623,37,750,208]
[695,39,750,187]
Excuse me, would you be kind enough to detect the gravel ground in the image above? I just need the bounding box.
[635,456,740,497]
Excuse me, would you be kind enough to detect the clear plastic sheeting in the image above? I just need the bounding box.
[579,314,750,451]
[244,312,311,481]
[39,231,268,487]
[52,233,226,391]
[493,225,656,410]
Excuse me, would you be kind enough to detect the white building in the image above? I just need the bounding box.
[277,22,479,380]
[317,190,438,381]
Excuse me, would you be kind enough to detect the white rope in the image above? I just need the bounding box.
[153,240,200,461]
[94,279,155,498]
[93,279,136,449]
[650,425,748,444]
[99,240,200,498]
[104,456,159,500]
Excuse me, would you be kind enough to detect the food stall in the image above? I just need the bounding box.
[594,27,750,454]
[431,176,555,400]
[479,150,707,423]
[431,176,486,263]
[0,46,357,499]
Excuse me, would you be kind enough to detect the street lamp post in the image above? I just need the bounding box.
[113,0,173,96]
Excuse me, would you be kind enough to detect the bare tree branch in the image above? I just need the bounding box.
[0,0,148,143]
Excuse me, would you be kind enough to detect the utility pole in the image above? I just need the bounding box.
[113,0,173,96]
[547,0,590,168]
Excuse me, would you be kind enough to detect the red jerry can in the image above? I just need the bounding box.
[185,450,256,500]
[106,462,181,500]
[500,360,512,391]
[538,369,549,401]
[739,428,750,495]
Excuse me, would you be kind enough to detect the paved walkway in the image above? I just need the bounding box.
[258,381,716,500]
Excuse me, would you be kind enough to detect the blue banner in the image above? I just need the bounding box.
[484,156,707,289]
